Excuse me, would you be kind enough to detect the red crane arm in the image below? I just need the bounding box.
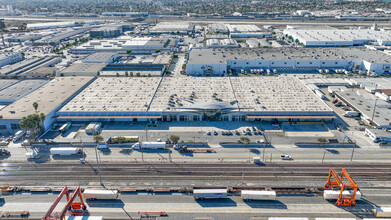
[42,186,70,220]
[59,186,86,220]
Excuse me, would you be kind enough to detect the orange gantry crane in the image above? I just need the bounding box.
[325,168,358,206]
[42,186,87,220]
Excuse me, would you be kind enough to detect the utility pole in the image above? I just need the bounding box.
[140,138,144,162]
[371,84,378,127]
[94,144,103,187]
[270,153,272,163]
[80,136,85,162]
[322,151,326,163]
[350,141,356,162]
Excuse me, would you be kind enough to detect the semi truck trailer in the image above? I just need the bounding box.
[241,190,276,201]
[50,147,82,156]
[132,142,166,150]
[323,190,362,201]
[193,188,227,199]
[83,189,119,200]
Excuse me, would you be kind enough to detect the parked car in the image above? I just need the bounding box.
[0,148,10,156]
[213,130,218,136]
[207,131,211,135]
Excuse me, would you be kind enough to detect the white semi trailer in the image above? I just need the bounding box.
[373,207,391,217]
[132,142,166,150]
[193,188,227,199]
[323,190,362,201]
[241,190,276,201]
[83,189,119,200]
[50,147,82,156]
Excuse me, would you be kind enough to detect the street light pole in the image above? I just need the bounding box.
[350,141,356,162]
[94,144,103,186]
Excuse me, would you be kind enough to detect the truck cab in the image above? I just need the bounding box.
[26,151,39,159]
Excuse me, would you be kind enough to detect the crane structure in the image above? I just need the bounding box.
[42,186,87,220]
[325,168,358,206]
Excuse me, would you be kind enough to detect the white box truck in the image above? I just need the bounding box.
[83,189,119,200]
[323,190,362,201]
[343,111,359,117]
[241,190,276,201]
[193,188,227,199]
[132,142,166,150]
[50,147,82,156]
[373,207,391,217]
[14,130,25,141]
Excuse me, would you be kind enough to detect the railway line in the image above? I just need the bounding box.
[0,162,390,187]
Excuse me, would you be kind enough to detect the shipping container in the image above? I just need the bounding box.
[315,218,356,220]
[83,189,119,200]
[193,188,227,199]
[132,142,166,150]
[323,190,362,200]
[269,218,308,220]
[241,190,276,201]
[50,147,81,156]
[373,207,391,217]
[66,216,104,220]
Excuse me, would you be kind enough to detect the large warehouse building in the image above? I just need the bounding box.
[55,77,334,123]
[0,77,94,134]
[186,47,391,76]
[71,37,171,54]
[283,29,391,46]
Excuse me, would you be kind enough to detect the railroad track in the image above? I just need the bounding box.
[0,162,390,186]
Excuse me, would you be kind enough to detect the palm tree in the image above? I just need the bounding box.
[33,102,39,112]
[39,113,46,125]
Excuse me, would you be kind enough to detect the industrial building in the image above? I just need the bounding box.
[225,24,271,39]
[206,39,239,48]
[0,52,23,68]
[60,63,107,76]
[35,28,91,45]
[283,29,391,47]
[55,77,334,123]
[334,89,391,129]
[0,77,94,134]
[90,26,123,38]
[208,24,228,34]
[0,57,61,78]
[0,79,48,104]
[186,47,391,76]
[27,22,77,30]
[82,52,119,63]
[149,22,194,35]
[71,37,171,54]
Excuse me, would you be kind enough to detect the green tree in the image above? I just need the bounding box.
[125,71,129,77]
[136,72,141,77]
[169,135,180,144]
[126,50,132,55]
[19,114,42,139]
[94,135,104,143]
[130,72,133,77]
[116,72,120,77]
[239,137,250,144]
[148,73,151,77]
[317,137,327,147]
[33,102,39,112]
[39,113,46,124]
[155,49,160,53]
